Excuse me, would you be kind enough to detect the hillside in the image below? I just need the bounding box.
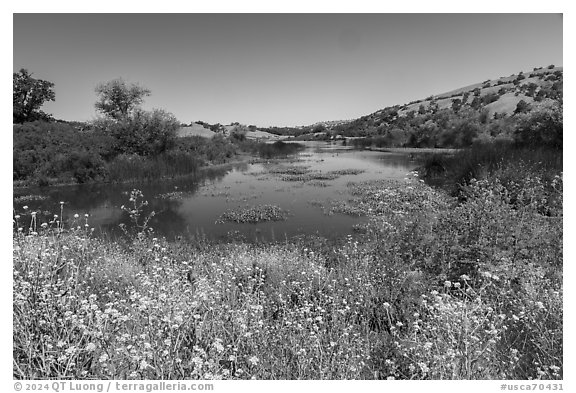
[178,122,289,141]
[320,65,563,148]
[180,65,562,149]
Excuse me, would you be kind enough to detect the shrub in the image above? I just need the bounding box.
[97,109,180,156]
[514,101,562,149]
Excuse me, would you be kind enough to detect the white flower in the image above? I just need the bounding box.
[247,356,259,366]
[213,341,224,352]
[74,214,79,218]
[444,281,452,288]
[85,343,96,351]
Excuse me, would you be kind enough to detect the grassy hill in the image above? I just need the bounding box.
[325,65,563,148]
[179,65,562,149]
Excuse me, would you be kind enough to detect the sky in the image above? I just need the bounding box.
[13,13,563,127]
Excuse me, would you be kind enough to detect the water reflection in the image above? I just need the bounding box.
[14,143,421,241]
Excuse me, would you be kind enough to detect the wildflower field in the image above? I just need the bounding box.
[13,164,562,380]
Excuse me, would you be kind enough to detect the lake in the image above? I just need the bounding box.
[13,142,422,242]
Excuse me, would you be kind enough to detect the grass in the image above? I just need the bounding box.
[13,151,563,380]
[106,152,202,183]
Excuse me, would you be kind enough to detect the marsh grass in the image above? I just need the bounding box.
[107,153,202,182]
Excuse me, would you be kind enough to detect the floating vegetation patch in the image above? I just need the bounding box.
[14,194,48,203]
[216,204,289,224]
[280,172,339,182]
[328,200,367,217]
[267,165,311,175]
[328,169,365,176]
[156,191,193,200]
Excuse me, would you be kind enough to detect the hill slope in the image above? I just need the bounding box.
[326,65,562,148]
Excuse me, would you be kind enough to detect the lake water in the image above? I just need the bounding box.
[13,142,422,242]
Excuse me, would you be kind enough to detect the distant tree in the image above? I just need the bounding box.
[514,100,531,115]
[229,124,248,141]
[13,69,55,123]
[470,96,482,110]
[418,104,426,115]
[479,108,490,124]
[95,78,151,121]
[513,74,526,85]
[312,124,327,133]
[525,83,539,97]
[451,98,463,113]
[452,120,481,147]
[547,64,555,69]
[481,92,500,105]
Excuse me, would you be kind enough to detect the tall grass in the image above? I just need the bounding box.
[106,152,202,182]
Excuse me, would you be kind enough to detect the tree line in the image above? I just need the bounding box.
[13,69,242,185]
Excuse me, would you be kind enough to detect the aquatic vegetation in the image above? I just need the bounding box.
[280,172,339,182]
[266,165,311,175]
[156,191,193,200]
[216,205,289,224]
[13,194,49,203]
[328,168,365,176]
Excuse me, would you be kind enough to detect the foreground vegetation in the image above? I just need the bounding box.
[13,145,562,379]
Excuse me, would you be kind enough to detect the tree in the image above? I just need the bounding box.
[100,109,180,156]
[514,101,562,149]
[514,100,531,115]
[95,78,151,121]
[13,69,55,123]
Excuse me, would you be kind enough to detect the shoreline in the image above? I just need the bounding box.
[13,154,252,192]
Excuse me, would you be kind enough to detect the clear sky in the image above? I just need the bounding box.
[13,13,563,127]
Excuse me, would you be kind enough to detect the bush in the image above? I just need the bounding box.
[97,109,180,156]
[514,101,562,149]
[13,121,115,183]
